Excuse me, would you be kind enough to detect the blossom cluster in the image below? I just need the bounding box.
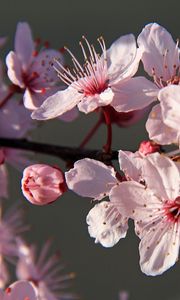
[0,20,180,298]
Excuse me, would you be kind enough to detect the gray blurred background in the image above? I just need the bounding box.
[2,0,180,299]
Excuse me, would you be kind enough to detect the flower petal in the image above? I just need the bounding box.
[119,150,143,181]
[65,158,117,200]
[107,34,141,83]
[86,201,128,247]
[146,104,179,145]
[159,85,180,130]
[3,280,38,300]
[15,22,34,70]
[137,23,179,81]
[31,87,82,120]
[6,52,24,88]
[142,153,180,200]
[139,222,180,276]
[78,88,114,113]
[111,77,158,112]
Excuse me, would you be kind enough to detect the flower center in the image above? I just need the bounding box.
[53,36,109,96]
[164,196,180,222]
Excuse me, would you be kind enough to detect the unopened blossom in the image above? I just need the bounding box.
[87,201,128,247]
[22,164,67,205]
[17,239,76,300]
[0,205,27,287]
[32,34,157,120]
[0,280,38,300]
[147,85,180,145]
[6,22,64,110]
[110,153,180,275]
[137,23,180,144]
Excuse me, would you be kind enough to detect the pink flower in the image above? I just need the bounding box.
[110,153,180,275]
[16,240,76,300]
[66,158,129,247]
[6,22,63,110]
[21,164,67,205]
[0,280,38,300]
[138,23,180,144]
[32,34,157,120]
[146,85,180,145]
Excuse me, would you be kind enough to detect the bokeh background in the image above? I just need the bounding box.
[1,0,180,299]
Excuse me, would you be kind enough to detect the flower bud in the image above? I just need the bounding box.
[138,140,160,156]
[21,164,67,205]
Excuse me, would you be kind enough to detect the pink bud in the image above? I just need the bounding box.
[138,140,160,156]
[21,164,67,205]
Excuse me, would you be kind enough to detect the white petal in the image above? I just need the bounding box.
[111,77,158,112]
[119,150,143,181]
[142,153,180,200]
[6,52,24,88]
[31,87,82,120]
[78,88,113,114]
[139,222,180,276]
[65,158,117,200]
[159,85,180,130]
[138,23,179,81]
[146,104,179,145]
[107,34,140,83]
[86,202,128,247]
[3,280,38,300]
[15,22,34,70]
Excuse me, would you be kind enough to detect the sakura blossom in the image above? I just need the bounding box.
[32,34,157,120]
[6,22,64,110]
[16,239,77,300]
[21,164,67,205]
[110,153,180,275]
[0,280,38,300]
[138,23,180,145]
[147,85,180,146]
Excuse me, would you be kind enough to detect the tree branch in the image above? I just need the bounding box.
[0,137,118,162]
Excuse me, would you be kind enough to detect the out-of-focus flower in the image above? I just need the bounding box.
[32,34,157,120]
[17,239,77,300]
[21,164,67,205]
[110,153,180,275]
[0,280,38,300]
[119,291,129,300]
[0,205,28,287]
[6,22,63,110]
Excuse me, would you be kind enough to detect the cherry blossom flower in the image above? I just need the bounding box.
[138,23,180,144]
[118,291,129,300]
[21,164,67,205]
[66,158,129,247]
[6,22,64,110]
[0,280,38,300]
[110,153,180,275]
[16,239,77,300]
[32,34,157,120]
[146,85,180,145]
[0,205,28,287]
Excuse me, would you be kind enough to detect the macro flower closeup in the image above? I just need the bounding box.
[32,34,157,120]
[110,153,180,275]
